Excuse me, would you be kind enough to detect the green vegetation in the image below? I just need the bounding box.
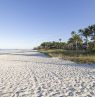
[34,41,66,50]
[39,49,95,64]
[39,49,64,57]
[34,24,95,64]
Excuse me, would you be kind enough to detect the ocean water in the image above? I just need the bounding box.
[0,49,47,57]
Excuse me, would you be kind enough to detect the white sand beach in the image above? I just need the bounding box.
[0,50,95,97]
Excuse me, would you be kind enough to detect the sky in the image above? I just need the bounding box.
[0,0,95,49]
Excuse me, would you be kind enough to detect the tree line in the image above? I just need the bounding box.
[35,24,95,51]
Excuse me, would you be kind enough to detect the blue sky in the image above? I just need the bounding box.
[0,0,95,49]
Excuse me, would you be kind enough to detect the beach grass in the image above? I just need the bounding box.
[39,49,95,64]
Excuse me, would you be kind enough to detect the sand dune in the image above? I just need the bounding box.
[0,50,95,97]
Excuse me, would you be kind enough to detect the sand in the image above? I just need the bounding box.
[0,49,95,97]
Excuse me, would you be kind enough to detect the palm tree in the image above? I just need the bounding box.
[68,32,83,50]
[59,38,62,42]
[88,25,95,50]
[88,25,95,42]
[71,31,76,36]
[79,28,90,49]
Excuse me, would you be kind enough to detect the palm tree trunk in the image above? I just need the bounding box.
[86,36,88,50]
[93,32,95,49]
[76,41,78,56]
[76,41,78,50]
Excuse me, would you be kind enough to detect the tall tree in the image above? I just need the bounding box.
[79,28,90,48]
[68,31,83,50]
[59,38,62,42]
[88,24,95,42]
